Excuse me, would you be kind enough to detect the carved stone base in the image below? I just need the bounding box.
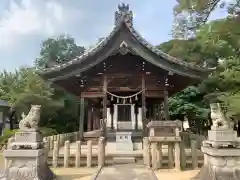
[15,131,43,143]
[11,142,45,150]
[11,131,44,150]
[193,141,240,180]
[192,165,240,180]
[208,129,238,142]
[2,149,56,180]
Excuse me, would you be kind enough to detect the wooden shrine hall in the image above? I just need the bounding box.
[38,3,210,139]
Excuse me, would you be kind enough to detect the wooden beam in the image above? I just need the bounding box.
[85,86,167,92]
[81,92,104,98]
[145,90,164,98]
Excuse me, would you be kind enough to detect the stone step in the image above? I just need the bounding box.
[113,157,136,164]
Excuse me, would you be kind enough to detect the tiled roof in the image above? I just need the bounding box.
[39,7,211,75]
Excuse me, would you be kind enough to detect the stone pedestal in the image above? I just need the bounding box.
[1,131,55,180]
[114,132,135,163]
[193,129,240,180]
[115,132,134,151]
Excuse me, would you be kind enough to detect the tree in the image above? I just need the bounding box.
[158,16,240,133]
[174,0,240,30]
[157,39,204,65]
[0,68,64,124]
[35,35,85,69]
[168,86,209,132]
[199,56,240,120]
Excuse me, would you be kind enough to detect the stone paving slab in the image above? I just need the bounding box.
[95,164,158,180]
[52,167,98,180]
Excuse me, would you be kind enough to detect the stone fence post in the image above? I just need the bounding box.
[151,142,157,170]
[64,140,70,168]
[98,137,105,167]
[52,140,59,168]
[191,140,198,169]
[75,141,81,168]
[143,137,150,167]
[168,143,174,169]
[87,140,92,168]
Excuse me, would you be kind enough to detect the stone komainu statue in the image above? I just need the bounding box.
[210,103,230,129]
[19,105,41,131]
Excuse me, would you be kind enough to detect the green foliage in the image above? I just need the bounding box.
[159,17,240,127]
[39,127,58,136]
[199,56,240,120]
[168,86,209,122]
[0,34,84,133]
[0,129,18,143]
[35,35,85,69]
[157,39,204,65]
[174,0,240,29]
[0,68,63,116]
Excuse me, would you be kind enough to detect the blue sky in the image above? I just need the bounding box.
[0,0,228,72]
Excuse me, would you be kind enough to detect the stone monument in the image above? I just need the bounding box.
[1,105,55,180]
[193,103,240,180]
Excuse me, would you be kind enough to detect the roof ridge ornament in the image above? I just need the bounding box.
[115,3,133,27]
[119,41,129,55]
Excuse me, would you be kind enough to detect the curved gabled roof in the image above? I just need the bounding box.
[38,4,212,81]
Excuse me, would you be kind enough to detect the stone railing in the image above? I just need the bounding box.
[145,120,202,170]
[143,138,202,170]
[44,131,80,152]
[48,137,105,168]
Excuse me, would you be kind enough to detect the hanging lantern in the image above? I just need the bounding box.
[123,98,126,104]
[117,98,119,103]
[129,97,132,103]
[111,95,114,101]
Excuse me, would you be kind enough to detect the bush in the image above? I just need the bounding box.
[0,129,19,144]
[39,127,58,136]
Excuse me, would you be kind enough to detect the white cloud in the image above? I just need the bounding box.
[0,0,66,48]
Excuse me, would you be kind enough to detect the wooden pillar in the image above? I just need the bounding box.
[87,106,92,131]
[135,106,138,130]
[93,114,97,130]
[141,75,147,137]
[163,75,169,121]
[153,104,157,121]
[96,110,101,130]
[102,75,107,137]
[79,97,85,140]
[110,105,114,130]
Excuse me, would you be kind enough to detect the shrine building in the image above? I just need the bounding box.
[38,4,211,141]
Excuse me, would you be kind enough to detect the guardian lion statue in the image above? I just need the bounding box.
[210,103,230,129]
[19,105,41,132]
